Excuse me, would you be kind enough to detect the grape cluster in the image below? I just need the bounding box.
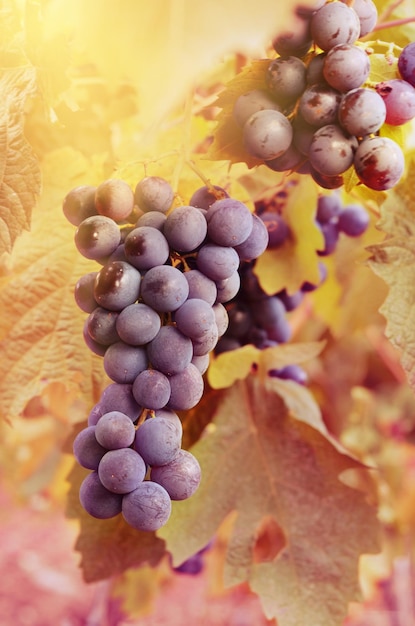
[64,175,269,531]
[231,0,414,191]
[215,189,370,383]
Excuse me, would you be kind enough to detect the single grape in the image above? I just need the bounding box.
[206,198,253,247]
[227,303,253,338]
[265,143,305,173]
[79,471,123,519]
[296,0,326,17]
[266,56,307,105]
[98,448,146,493]
[124,226,170,270]
[184,269,217,306]
[163,205,208,252]
[147,325,193,375]
[337,204,370,236]
[192,324,219,356]
[95,179,135,222]
[73,425,107,470]
[338,87,386,136]
[174,298,216,341]
[233,89,282,127]
[94,411,136,449]
[87,403,103,426]
[189,185,229,209]
[259,213,290,248]
[83,319,107,356]
[86,307,120,346]
[74,271,98,313]
[75,215,121,261]
[252,297,291,341]
[306,53,326,85]
[308,124,358,177]
[310,166,344,190]
[134,176,174,213]
[191,353,210,375]
[154,409,183,438]
[140,265,189,312]
[134,416,182,466]
[243,110,293,161]
[398,42,415,88]
[340,0,378,37]
[213,302,229,337]
[103,341,148,384]
[323,44,370,93]
[310,2,360,51]
[122,481,172,532]
[316,194,342,224]
[116,302,161,345]
[63,185,97,226]
[375,79,415,126]
[353,136,405,191]
[94,261,141,311]
[317,221,339,256]
[136,210,167,230]
[151,449,201,500]
[196,243,239,281]
[292,113,316,155]
[272,14,312,58]
[299,84,342,128]
[100,383,142,421]
[215,271,241,303]
[132,369,171,410]
[269,364,308,385]
[233,213,269,261]
[167,363,204,411]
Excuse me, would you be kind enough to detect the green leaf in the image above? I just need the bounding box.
[159,376,379,626]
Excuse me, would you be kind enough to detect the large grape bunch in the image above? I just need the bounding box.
[64,175,269,531]
[231,0,415,191]
[215,185,370,384]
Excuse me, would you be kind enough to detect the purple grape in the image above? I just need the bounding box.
[353,136,404,191]
[265,143,305,173]
[136,211,167,230]
[116,302,161,345]
[259,213,290,248]
[212,302,229,337]
[83,319,107,356]
[163,205,208,252]
[340,0,378,37]
[63,185,97,226]
[79,471,123,519]
[98,448,146,494]
[140,265,189,312]
[242,110,293,161]
[266,56,308,105]
[151,449,201,501]
[206,198,253,247]
[310,2,360,51]
[124,226,170,270]
[100,383,142,421]
[94,411,136,449]
[122,481,172,531]
[189,185,229,209]
[103,341,148,384]
[375,79,415,126]
[134,176,174,213]
[316,194,342,224]
[191,353,210,375]
[306,53,326,85]
[196,243,239,281]
[73,425,107,470]
[317,221,339,256]
[132,369,171,410]
[134,416,182,466]
[184,269,217,305]
[174,298,216,341]
[95,179,135,222]
[75,215,121,261]
[323,44,370,92]
[269,364,308,385]
[272,14,312,58]
[233,213,269,261]
[147,325,193,375]
[308,124,358,177]
[192,324,219,356]
[86,307,120,346]
[233,89,281,127]
[215,270,241,303]
[338,87,386,137]
[299,84,342,128]
[398,42,415,88]
[337,204,370,236]
[74,271,98,313]
[94,261,141,311]
[167,364,204,411]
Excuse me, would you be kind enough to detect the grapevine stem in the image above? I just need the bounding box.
[378,0,406,23]
[372,16,415,32]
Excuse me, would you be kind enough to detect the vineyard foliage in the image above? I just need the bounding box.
[1,1,415,625]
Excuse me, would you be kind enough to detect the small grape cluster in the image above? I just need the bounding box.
[232,0,415,191]
[64,175,269,531]
[215,190,370,384]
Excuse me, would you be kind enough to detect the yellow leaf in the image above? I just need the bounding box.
[255,176,324,294]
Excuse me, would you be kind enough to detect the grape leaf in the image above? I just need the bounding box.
[254,175,324,294]
[0,147,106,420]
[159,375,380,626]
[0,67,41,254]
[66,460,166,583]
[367,158,415,391]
